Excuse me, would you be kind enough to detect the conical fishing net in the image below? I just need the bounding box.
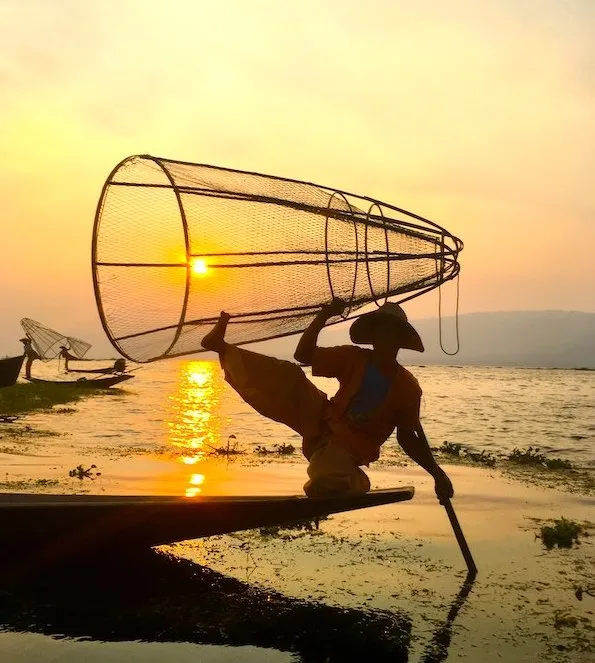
[93,155,463,363]
[21,319,91,361]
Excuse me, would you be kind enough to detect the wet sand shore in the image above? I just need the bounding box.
[1,462,593,662]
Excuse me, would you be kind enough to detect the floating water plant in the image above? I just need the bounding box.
[538,518,584,549]
[69,465,101,480]
[1,425,60,440]
[553,609,578,629]
[508,446,548,465]
[436,442,495,466]
[274,443,296,455]
[465,450,497,467]
[205,434,244,456]
[254,443,296,456]
[543,457,572,470]
[0,478,60,490]
[508,447,572,470]
[259,517,326,537]
[438,441,463,457]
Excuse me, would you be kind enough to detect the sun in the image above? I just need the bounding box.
[191,258,209,276]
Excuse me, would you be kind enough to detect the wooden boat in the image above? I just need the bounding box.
[67,359,127,375]
[67,367,120,374]
[0,487,414,552]
[25,374,133,388]
[0,355,25,388]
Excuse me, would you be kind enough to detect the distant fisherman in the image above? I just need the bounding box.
[20,336,39,379]
[59,345,77,372]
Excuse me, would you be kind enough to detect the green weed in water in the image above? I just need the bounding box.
[69,464,101,480]
[0,478,60,490]
[436,443,572,473]
[539,518,584,549]
[438,441,463,457]
[1,425,60,439]
[544,457,573,470]
[508,446,548,465]
[553,609,578,629]
[205,434,244,456]
[436,442,496,466]
[508,447,573,470]
[259,516,326,536]
[465,449,497,467]
[254,443,296,456]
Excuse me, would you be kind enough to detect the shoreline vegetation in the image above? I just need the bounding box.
[431,441,595,496]
[0,382,122,416]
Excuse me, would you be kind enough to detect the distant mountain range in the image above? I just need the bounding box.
[248,310,595,369]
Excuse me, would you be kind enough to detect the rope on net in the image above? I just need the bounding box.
[436,232,461,356]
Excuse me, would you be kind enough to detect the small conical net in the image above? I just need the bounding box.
[21,319,91,361]
[93,155,462,362]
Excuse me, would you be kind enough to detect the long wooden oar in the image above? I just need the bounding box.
[441,497,477,578]
[417,425,478,577]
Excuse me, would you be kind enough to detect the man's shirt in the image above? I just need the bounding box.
[311,345,422,465]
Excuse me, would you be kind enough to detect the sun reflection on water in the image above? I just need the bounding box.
[167,361,223,496]
[185,473,205,497]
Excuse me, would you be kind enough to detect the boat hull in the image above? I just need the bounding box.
[0,488,414,552]
[25,374,133,388]
[0,355,25,388]
[67,367,118,374]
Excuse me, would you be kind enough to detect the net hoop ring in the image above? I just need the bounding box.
[364,202,390,307]
[324,192,358,319]
[91,154,191,362]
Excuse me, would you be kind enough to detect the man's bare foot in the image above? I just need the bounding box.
[201,312,231,352]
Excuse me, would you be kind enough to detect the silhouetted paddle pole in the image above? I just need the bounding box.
[416,425,478,578]
[441,497,477,578]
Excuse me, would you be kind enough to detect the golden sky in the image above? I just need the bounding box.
[1,0,594,355]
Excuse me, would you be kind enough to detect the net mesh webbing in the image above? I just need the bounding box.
[21,319,92,361]
[93,155,463,363]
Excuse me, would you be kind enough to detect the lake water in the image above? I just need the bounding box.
[2,359,594,663]
[5,358,593,497]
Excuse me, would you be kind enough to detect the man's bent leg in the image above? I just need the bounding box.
[220,345,327,439]
[303,441,371,498]
[202,313,326,439]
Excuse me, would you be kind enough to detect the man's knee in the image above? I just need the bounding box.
[303,467,370,498]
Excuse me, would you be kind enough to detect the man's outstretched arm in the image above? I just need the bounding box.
[397,426,454,502]
[294,298,346,365]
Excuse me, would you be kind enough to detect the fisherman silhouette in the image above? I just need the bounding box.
[59,345,77,372]
[20,336,39,379]
[202,298,454,500]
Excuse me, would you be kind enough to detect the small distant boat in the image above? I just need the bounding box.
[0,355,25,388]
[20,320,133,385]
[67,366,121,375]
[67,358,128,375]
[25,374,133,389]
[0,487,415,551]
